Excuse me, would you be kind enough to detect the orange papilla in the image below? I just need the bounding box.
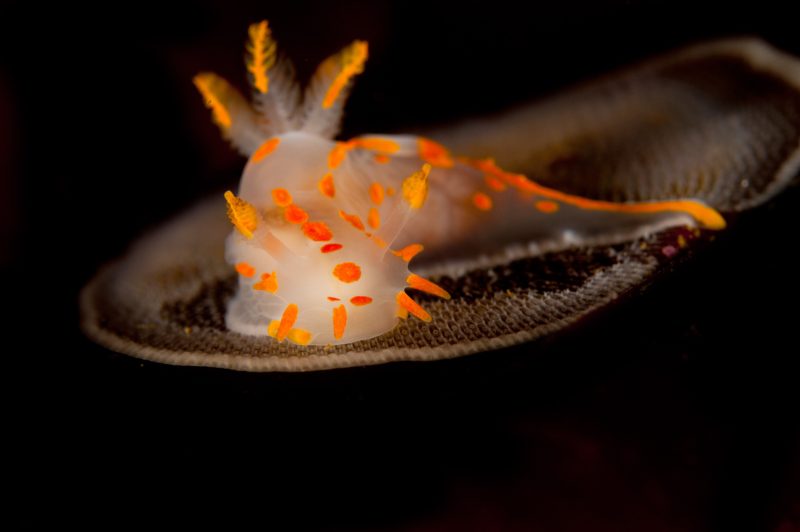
[333,262,361,283]
[332,304,347,339]
[350,296,373,306]
[407,274,451,299]
[271,187,292,207]
[321,243,343,253]
[252,138,280,163]
[284,204,309,224]
[276,303,299,342]
[392,243,424,262]
[253,272,278,292]
[235,262,255,278]
[338,210,365,231]
[418,138,454,168]
[396,291,431,322]
[369,182,384,205]
[318,173,335,198]
[302,221,333,241]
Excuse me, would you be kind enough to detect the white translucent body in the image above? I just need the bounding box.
[226,133,418,344]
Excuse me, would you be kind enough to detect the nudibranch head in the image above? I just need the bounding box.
[194,22,448,345]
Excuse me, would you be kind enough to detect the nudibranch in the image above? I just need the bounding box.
[193,20,723,346]
[81,33,800,371]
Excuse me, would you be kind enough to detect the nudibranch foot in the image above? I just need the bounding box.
[81,34,800,370]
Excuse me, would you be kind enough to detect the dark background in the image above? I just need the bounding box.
[2,1,799,529]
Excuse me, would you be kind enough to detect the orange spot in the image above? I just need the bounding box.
[350,296,373,306]
[271,187,292,207]
[402,164,431,209]
[367,207,381,229]
[333,262,361,283]
[338,210,365,231]
[374,154,390,164]
[284,204,309,224]
[418,138,454,168]
[407,274,450,299]
[332,304,347,339]
[386,187,396,196]
[396,291,431,322]
[223,191,258,238]
[484,175,506,191]
[327,297,341,302]
[392,243,424,262]
[245,21,276,94]
[321,243,343,253]
[472,192,493,211]
[352,137,400,153]
[328,142,353,169]
[369,182,385,205]
[322,41,368,109]
[371,235,388,248]
[302,221,333,241]
[318,173,335,198]
[535,200,559,213]
[252,138,280,163]
[253,272,278,292]
[276,303,298,342]
[235,262,255,278]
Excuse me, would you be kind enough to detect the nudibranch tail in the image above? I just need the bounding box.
[463,158,727,231]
